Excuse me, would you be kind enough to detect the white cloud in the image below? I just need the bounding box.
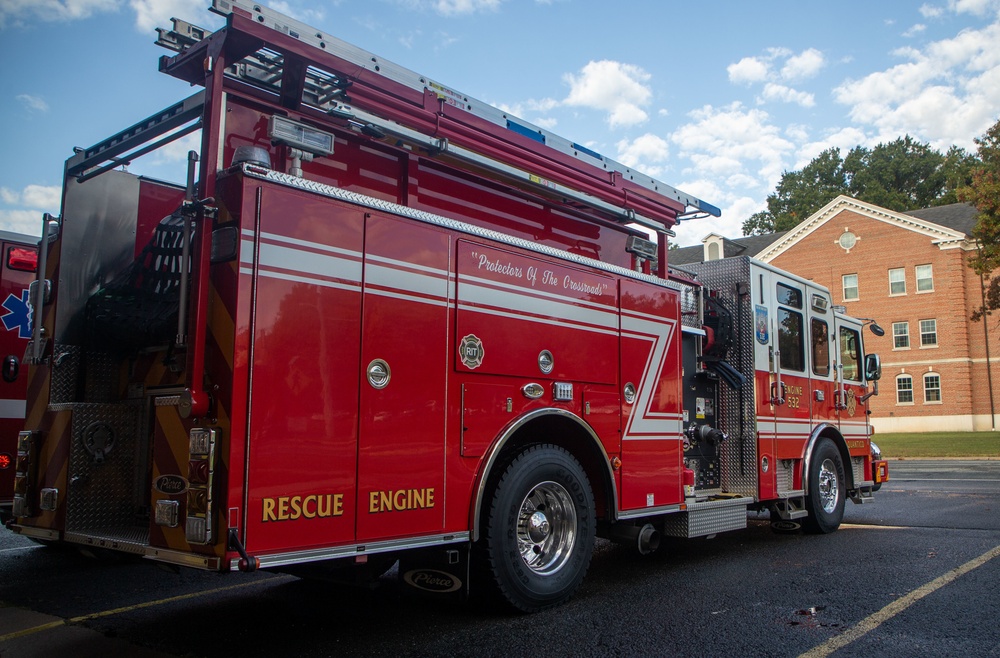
[1,185,60,210]
[615,133,670,170]
[0,210,44,237]
[0,185,59,236]
[920,3,946,18]
[394,0,503,15]
[672,102,794,189]
[761,83,815,107]
[16,94,49,113]
[903,23,928,37]
[0,0,119,29]
[130,0,215,33]
[269,1,326,25]
[781,48,824,81]
[728,57,770,85]
[950,0,1000,16]
[833,18,1000,150]
[563,60,652,128]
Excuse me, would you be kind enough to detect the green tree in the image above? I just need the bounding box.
[742,148,847,235]
[845,136,972,211]
[743,136,976,237]
[958,119,1000,324]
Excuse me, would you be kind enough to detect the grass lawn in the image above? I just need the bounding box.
[873,431,1000,459]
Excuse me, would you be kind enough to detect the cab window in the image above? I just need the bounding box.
[812,318,830,376]
[778,308,805,372]
[839,327,861,381]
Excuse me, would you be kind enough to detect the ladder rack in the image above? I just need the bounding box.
[155,0,720,232]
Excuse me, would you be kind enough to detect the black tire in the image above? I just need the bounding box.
[803,438,846,534]
[478,444,595,612]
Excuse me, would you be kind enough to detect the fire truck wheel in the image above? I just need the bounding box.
[803,439,846,534]
[479,444,595,612]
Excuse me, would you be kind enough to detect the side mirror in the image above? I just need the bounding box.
[864,353,881,381]
[860,353,882,402]
[869,322,885,337]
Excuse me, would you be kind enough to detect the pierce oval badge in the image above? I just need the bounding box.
[154,474,189,496]
[403,568,463,593]
[522,383,544,399]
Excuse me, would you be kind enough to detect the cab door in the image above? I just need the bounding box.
[833,317,868,442]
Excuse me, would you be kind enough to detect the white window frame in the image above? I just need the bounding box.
[888,267,906,295]
[896,374,914,404]
[842,273,859,301]
[916,264,934,293]
[919,319,938,347]
[892,321,909,349]
[923,373,941,403]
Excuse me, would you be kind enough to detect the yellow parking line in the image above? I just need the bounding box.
[800,543,1000,658]
[0,577,289,643]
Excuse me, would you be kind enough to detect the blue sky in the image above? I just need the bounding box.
[1,0,998,246]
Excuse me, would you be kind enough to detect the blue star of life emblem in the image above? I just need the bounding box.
[1,290,33,339]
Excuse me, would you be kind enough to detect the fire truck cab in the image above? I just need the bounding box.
[9,0,886,612]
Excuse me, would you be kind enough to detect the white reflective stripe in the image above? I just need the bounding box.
[457,301,618,337]
[462,272,615,315]
[242,267,362,293]
[621,314,678,439]
[0,398,26,419]
[366,263,448,302]
[257,241,363,283]
[461,281,618,333]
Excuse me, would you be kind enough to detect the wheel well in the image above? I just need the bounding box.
[471,410,616,541]
[805,426,856,493]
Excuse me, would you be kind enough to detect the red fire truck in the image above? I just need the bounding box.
[10,0,887,611]
[0,230,38,523]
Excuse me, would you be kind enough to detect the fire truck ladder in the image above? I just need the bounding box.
[156,0,720,236]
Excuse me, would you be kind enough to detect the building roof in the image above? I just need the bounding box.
[904,202,979,236]
[669,231,788,266]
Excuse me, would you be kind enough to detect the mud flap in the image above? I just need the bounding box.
[397,545,470,603]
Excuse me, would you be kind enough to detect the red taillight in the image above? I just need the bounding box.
[0,452,11,469]
[7,247,38,272]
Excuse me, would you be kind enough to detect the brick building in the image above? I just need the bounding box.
[671,195,999,433]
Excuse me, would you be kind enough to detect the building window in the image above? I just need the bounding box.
[924,373,941,402]
[707,241,720,261]
[889,268,906,295]
[892,322,909,349]
[916,264,934,292]
[896,375,913,404]
[919,319,937,347]
[838,231,857,251]
[842,274,859,301]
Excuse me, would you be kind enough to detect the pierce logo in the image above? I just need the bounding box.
[154,475,189,496]
[403,569,463,593]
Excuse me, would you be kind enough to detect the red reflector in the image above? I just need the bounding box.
[7,247,38,272]
[0,452,12,469]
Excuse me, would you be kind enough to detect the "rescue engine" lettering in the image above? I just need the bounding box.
[262,493,344,521]
[369,488,435,513]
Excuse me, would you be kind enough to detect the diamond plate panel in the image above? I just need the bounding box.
[661,497,753,538]
[66,401,147,536]
[50,343,80,405]
[685,257,758,497]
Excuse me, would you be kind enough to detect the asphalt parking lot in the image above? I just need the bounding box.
[1,459,998,657]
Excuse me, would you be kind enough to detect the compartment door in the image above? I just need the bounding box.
[356,213,451,542]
